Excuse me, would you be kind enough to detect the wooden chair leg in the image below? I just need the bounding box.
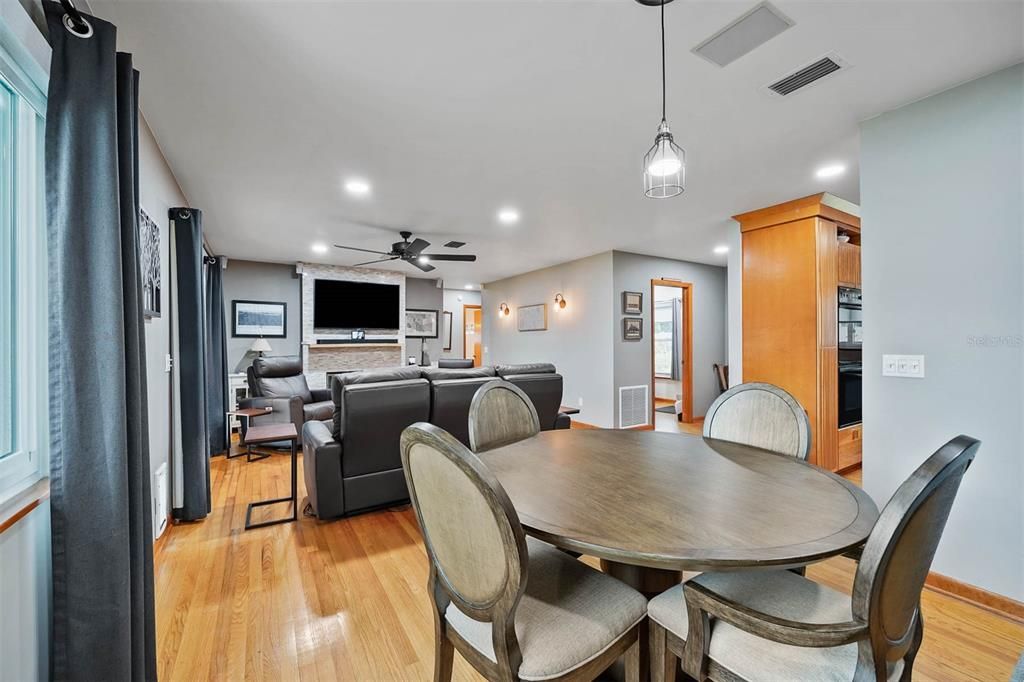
[623,630,641,682]
[649,620,677,682]
[434,632,454,682]
[900,608,924,682]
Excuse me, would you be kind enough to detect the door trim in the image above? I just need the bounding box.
[463,304,482,366]
[650,279,693,424]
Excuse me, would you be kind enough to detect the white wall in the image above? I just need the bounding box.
[441,289,481,359]
[482,252,616,427]
[139,116,189,488]
[726,223,743,386]
[0,501,50,681]
[860,63,1023,600]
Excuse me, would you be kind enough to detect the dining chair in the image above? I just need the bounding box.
[702,382,811,460]
[400,422,646,682]
[647,434,980,682]
[713,363,729,394]
[468,379,542,453]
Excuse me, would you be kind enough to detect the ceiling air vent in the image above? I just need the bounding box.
[766,53,849,97]
[692,2,794,68]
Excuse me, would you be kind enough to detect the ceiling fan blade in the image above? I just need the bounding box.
[404,238,431,258]
[335,244,390,256]
[417,254,477,262]
[410,259,436,273]
[353,257,399,267]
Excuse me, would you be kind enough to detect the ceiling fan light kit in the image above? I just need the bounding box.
[640,0,686,199]
[334,230,477,273]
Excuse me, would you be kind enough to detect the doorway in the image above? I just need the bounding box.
[651,279,692,430]
[463,304,482,367]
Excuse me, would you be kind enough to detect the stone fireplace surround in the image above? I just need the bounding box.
[298,262,407,390]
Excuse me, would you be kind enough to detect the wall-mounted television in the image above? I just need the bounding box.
[313,279,400,329]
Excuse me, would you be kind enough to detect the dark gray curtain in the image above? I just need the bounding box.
[171,208,212,520]
[205,259,229,455]
[670,297,682,381]
[44,3,156,680]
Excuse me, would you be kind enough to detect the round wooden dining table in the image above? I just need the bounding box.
[478,429,878,594]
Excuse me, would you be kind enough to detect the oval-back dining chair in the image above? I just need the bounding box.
[702,382,811,460]
[648,434,980,682]
[401,422,645,682]
[468,380,541,453]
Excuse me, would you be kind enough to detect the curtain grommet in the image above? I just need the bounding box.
[62,13,93,38]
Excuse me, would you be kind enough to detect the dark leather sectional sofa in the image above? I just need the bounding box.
[301,362,570,519]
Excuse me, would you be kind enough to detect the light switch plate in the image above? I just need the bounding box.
[882,354,925,378]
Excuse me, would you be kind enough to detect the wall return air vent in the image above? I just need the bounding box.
[765,53,849,97]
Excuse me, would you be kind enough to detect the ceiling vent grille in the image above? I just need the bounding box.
[619,385,649,429]
[766,53,849,97]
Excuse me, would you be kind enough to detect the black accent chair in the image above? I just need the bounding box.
[438,358,475,369]
[241,355,333,445]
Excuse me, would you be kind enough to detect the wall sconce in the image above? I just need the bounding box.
[554,293,566,310]
[499,302,510,317]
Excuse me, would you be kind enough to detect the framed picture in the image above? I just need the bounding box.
[232,300,287,338]
[405,308,439,338]
[622,291,643,315]
[623,317,643,341]
[442,311,453,350]
[517,303,547,332]
[139,208,161,318]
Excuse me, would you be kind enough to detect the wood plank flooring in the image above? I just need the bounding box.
[154,444,1023,681]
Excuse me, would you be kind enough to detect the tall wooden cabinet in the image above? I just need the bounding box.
[734,194,861,471]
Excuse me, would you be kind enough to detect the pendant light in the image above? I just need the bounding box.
[642,0,685,199]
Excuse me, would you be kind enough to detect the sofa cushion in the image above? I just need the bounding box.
[429,376,496,447]
[495,363,556,378]
[256,374,313,404]
[438,358,474,369]
[331,366,424,404]
[422,367,496,382]
[446,537,647,681]
[303,399,334,423]
[253,355,303,378]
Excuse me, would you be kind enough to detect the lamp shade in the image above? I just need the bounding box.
[249,338,272,353]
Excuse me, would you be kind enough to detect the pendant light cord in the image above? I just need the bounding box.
[660,0,667,123]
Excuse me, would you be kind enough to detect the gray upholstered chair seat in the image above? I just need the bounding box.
[302,400,334,422]
[649,571,903,682]
[446,537,647,681]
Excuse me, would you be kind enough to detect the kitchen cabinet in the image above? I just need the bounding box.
[838,242,861,287]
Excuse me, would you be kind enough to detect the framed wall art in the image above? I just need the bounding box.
[232,300,287,338]
[623,316,643,341]
[622,291,643,315]
[517,303,547,332]
[405,308,439,338]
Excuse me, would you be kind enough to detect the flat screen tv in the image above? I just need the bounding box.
[313,279,400,329]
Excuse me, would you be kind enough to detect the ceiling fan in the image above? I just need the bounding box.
[334,231,477,273]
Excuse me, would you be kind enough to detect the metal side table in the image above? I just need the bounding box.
[242,422,298,530]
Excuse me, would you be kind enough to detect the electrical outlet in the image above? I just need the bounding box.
[882,354,925,378]
[578,397,584,407]
[164,354,173,373]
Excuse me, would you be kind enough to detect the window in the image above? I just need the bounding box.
[653,300,675,377]
[0,36,46,500]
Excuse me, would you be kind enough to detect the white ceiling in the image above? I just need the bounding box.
[92,0,1023,288]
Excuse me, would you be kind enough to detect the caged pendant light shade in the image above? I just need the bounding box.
[641,0,686,199]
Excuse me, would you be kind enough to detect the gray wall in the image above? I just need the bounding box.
[860,63,1023,600]
[405,277,444,363]
[222,260,302,372]
[483,252,616,427]
[611,251,728,427]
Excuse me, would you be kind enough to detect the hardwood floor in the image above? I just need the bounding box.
[154,446,1023,681]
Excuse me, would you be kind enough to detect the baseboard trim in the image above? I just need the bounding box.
[570,420,601,430]
[925,572,1024,623]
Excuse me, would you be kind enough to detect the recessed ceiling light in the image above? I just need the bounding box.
[713,245,729,255]
[464,284,474,290]
[344,178,371,196]
[497,208,520,225]
[312,243,329,254]
[815,163,846,179]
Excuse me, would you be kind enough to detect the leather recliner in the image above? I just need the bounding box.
[302,367,429,519]
[242,355,333,444]
[302,363,571,519]
[496,363,572,430]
